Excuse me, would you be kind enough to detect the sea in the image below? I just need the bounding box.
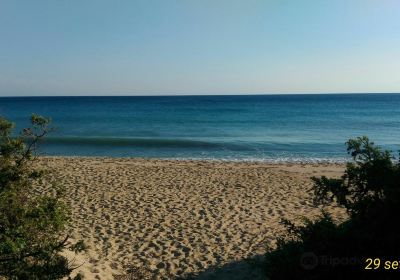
[1,94,399,162]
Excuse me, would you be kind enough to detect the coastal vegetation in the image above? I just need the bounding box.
[264,136,400,279]
[0,115,83,279]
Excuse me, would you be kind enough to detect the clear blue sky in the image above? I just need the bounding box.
[1,0,399,96]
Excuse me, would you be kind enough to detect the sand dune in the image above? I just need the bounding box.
[35,157,347,279]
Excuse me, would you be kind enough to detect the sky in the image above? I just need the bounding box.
[0,0,400,96]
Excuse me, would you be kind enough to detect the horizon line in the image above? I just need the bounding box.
[1,92,400,98]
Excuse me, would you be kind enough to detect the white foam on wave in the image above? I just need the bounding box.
[167,156,349,164]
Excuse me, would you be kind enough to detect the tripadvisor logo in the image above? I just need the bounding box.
[301,252,318,270]
[300,252,362,270]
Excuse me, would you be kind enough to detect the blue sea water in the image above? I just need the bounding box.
[0,94,399,162]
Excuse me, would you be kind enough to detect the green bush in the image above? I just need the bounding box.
[0,115,83,279]
[265,136,400,279]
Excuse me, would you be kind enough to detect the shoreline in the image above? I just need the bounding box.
[35,157,347,279]
[39,155,349,165]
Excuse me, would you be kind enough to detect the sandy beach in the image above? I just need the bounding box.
[35,157,347,279]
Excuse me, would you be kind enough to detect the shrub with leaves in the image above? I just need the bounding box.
[312,136,398,218]
[265,136,400,279]
[0,115,83,279]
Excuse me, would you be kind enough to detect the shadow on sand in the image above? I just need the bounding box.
[176,255,266,280]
